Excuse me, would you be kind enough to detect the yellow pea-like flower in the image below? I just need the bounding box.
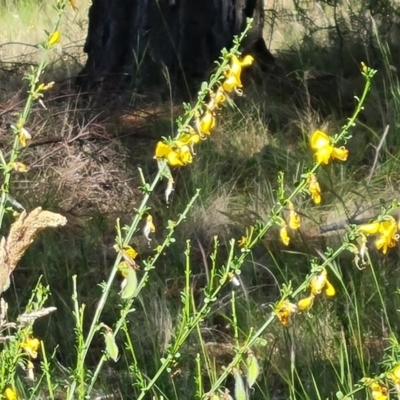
[310,130,348,165]
[48,30,61,46]
[4,387,18,400]
[307,173,322,205]
[275,299,297,326]
[20,336,40,358]
[289,208,301,230]
[198,110,216,136]
[297,294,315,311]
[280,224,290,246]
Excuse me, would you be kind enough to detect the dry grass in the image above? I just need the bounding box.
[0,0,89,94]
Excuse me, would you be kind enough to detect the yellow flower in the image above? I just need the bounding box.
[297,294,315,312]
[388,364,400,383]
[4,387,18,400]
[143,214,156,243]
[222,54,254,94]
[358,222,381,235]
[154,141,193,167]
[19,127,31,148]
[310,268,335,297]
[155,142,180,166]
[310,269,327,295]
[238,236,248,248]
[207,87,226,110]
[307,173,322,204]
[359,216,399,255]
[20,336,40,358]
[176,132,201,146]
[288,207,301,230]
[48,30,61,46]
[310,130,348,165]
[376,218,398,254]
[280,224,290,246]
[114,244,139,268]
[368,382,389,400]
[197,110,216,136]
[275,299,297,326]
[177,145,193,164]
[325,279,336,297]
[9,162,29,172]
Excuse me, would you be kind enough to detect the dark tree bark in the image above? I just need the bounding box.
[78,0,274,92]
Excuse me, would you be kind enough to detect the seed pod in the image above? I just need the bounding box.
[118,262,138,299]
[246,352,260,388]
[233,368,247,400]
[104,328,119,362]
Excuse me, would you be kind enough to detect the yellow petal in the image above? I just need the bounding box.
[374,235,388,254]
[207,87,227,111]
[241,55,254,66]
[175,134,199,147]
[316,145,334,164]
[146,215,156,232]
[324,280,336,297]
[358,222,381,235]
[310,269,327,295]
[222,75,240,92]
[331,146,349,161]
[229,55,243,76]
[297,295,314,311]
[4,388,18,400]
[308,174,322,204]
[275,300,297,326]
[379,217,397,236]
[123,245,138,260]
[155,141,172,158]
[199,111,216,135]
[280,225,290,246]
[238,236,248,248]
[214,88,226,105]
[310,130,331,150]
[10,162,29,172]
[289,209,301,230]
[48,30,61,46]
[167,151,184,166]
[20,337,40,358]
[390,364,400,383]
[178,146,193,164]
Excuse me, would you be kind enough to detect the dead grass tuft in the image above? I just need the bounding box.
[0,207,67,292]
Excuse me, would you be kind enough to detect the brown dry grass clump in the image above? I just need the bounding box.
[0,207,67,293]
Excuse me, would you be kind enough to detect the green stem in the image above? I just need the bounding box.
[0,5,65,229]
[76,19,255,398]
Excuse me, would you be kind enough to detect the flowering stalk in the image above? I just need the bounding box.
[204,242,348,397]
[0,1,66,230]
[69,19,256,400]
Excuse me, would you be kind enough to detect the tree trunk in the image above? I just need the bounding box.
[78,0,273,93]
